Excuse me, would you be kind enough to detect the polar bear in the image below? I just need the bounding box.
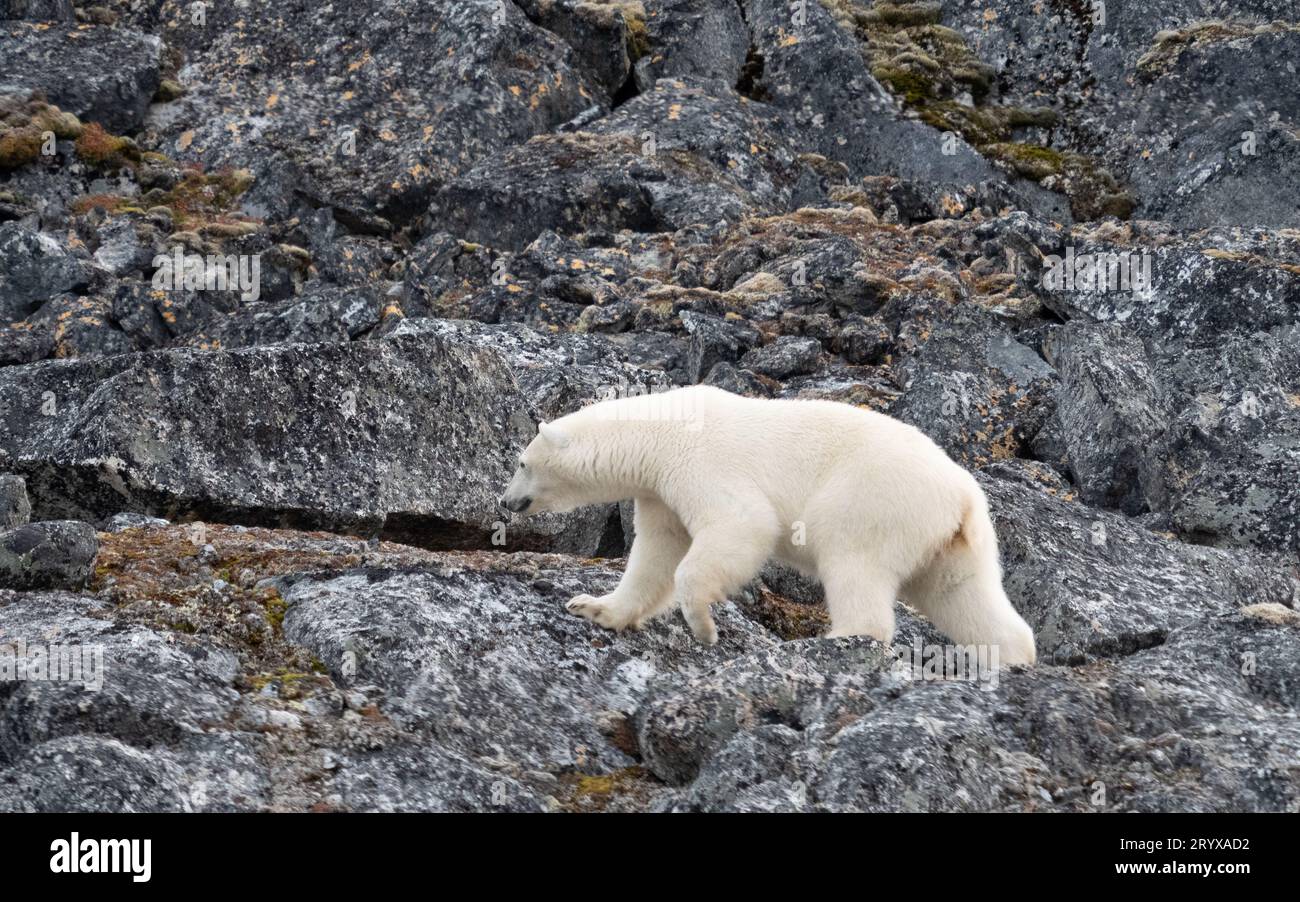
[499,385,1036,664]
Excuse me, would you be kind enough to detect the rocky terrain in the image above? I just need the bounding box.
[0,0,1297,811]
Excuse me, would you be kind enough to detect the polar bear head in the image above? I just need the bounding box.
[499,421,584,515]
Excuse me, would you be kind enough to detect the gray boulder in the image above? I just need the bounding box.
[0,520,96,590]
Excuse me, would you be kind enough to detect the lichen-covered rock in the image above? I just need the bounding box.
[0,223,89,321]
[635,0,749,89]
[1035,239,1300,553]
[0,520,97,589]
[643,607,1300,812]
[945,0,1300,229]
[279,562,775,780]
[740,0,1072,223]
[0,475,30,528]
[176,284,384,350]
[428,78,817,251]
[981,471,1297,665]
[0,0,73,20]
[0,335,562,546]
[140,0,601,227]
[0,22,161,133]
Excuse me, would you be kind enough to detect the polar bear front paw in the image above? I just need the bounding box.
[565,594,639,631]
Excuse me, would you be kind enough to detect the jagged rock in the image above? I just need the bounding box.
[1032,321,1168,514]
[640,609,1300,812]
[177,284,384,349]
[740,0,1072,223]
[428,78,816,251]
[947,0,1300,229]
[981,471,1297,665]
[0,520,97,589]
[635,0,749,89]
[514,0,636,96]
[888,296,1057,468]
[0,475,30,528]
[0,22,161,133]
[681,309,760,383]
[141,0,600,226]
[0,0,74,20]
[739,335,823,378]
[280,562,776,784]
[385,317,673,420]
[0,327,55,366]
[1035,239,1300,552]
[0,223,89,321]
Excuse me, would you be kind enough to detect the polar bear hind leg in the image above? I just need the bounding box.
[819,556,901,643]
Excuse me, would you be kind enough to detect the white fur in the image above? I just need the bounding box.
[500,386,1036,664]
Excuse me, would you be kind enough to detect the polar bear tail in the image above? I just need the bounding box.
[900,488,1038,666]
[952,493,995,557]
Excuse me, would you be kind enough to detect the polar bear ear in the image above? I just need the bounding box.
[538,421,571,448]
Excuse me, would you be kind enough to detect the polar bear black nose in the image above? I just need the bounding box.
[502,495,531,513]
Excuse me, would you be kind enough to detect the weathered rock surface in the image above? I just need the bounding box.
[0,475,29,528]
[0,22,161,133]
[0,519,96,590]
[0,336,542,542]
[139,0,601,227]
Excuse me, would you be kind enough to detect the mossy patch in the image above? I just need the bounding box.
[743,586,830,640]
[90,524,377,692]
[822,0,1132,220]
[982,142,1135,219]
[0,94,83,169]
[558,766,658,812]
[0,127,44,169]
[75,122,140,170]
[1137,21,1300,78]
[154,78,186,102]
[72,165,258,231]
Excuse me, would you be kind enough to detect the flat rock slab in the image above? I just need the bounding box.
[0,334,553,546]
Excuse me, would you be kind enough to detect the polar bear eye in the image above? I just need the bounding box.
[519,462,526,470]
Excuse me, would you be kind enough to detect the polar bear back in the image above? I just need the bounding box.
[565,385,979,549]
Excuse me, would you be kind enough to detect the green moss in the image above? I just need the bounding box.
[822,0,1130,220]
[30,107,82,140]
[248,668,315,692]
[625,15,650,61]
[264,592,288,633]
[155,79,186,103]
[983,142,1135,220]
[982,141,1065,180]
[73,165,257,230]
[0,98,82,169]
[871,66,934,105]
